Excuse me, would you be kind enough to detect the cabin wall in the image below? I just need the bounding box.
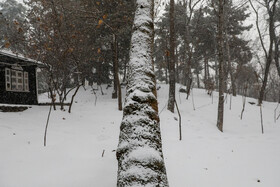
[0,65,38,105]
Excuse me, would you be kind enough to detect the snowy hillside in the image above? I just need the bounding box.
[0,84,279,187]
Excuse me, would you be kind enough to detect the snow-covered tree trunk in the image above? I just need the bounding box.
[116,0,169,186]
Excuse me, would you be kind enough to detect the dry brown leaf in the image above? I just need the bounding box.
[5,42,11,48]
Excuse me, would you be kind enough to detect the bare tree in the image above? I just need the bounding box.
[249,0,278,105]
[183,0,203,99]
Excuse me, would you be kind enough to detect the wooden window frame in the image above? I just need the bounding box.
[5,68,11,91]
[24,72,29,91]
[5,67,30,92]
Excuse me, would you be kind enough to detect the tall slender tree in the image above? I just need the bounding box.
[167,0,176,113]
[217,0,225,132]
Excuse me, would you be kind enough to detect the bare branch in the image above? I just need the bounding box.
[248,0,268,59]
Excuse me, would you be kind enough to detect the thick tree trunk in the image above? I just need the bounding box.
[167,0,176,113]
[217,0,225,132]
[116,0,169,186]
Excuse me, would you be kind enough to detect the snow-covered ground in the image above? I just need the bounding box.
[0,84,279,187]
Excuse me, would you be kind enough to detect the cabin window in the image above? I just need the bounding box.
[5,68,11,91]
[5,68,29,92]
[24,72,29,91]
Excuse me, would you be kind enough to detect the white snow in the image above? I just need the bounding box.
[119,165,158,182]
[128,146,162,163]
[0,84,279,187]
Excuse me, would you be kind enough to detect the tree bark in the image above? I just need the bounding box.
[116,0,169,186]
[196,72,200,88]
[165,44,169,84]
[186,60,192,99]
[258,14,274,105]
[167,0,176,113]
[123,56,127,83]
[225,31,236,96]
[112,35,118,99]
[248,0,277,105]
[274,37,280,77]
[259,0,277,104]
[204,56,208,87]
[175,47,179,83]
[217,0,225,132]
[49,87,56,110]
[68,84,81,113]
[270,1,279,78]
[112,34,122,110]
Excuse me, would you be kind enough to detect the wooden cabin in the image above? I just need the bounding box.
[0,50,42,105]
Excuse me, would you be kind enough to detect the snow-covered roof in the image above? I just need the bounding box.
[0,49,44,67]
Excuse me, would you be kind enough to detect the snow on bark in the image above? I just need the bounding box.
[116,0,169,186]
